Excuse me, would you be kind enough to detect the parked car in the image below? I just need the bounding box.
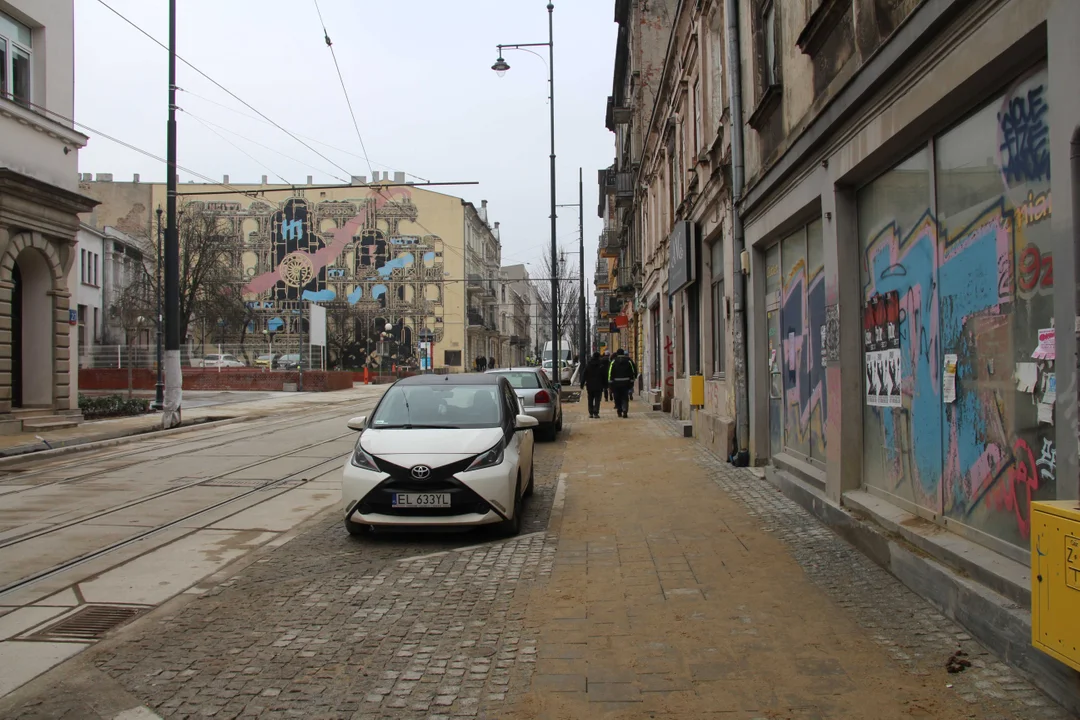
[541,358,574,385]
[486,367,562,441]
[254,353,280,368]
[197,353,245,368]
[278,354,308,370]
[341,373,538,537]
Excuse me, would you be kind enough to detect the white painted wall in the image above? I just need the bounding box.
[0,0,86,191]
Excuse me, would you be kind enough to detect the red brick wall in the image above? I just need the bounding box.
[79,369,354,392]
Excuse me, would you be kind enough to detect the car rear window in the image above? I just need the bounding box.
[495,372,541,389]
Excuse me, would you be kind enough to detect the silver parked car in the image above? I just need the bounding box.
[486,367,562,441]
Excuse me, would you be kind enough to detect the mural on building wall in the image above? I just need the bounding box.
[190,186,449,368]
[860,67,1052,548]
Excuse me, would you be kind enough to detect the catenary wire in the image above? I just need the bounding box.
[184,112,291,185]
[94,0,357,179]
[312,0,375,179]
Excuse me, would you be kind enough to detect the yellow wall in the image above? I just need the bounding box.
[82,181,468,368]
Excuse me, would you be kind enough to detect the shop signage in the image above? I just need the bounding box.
[668,221,696,294]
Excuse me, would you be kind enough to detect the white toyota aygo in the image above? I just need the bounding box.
[342,373,538,536]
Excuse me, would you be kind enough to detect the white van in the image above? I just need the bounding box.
[542,340,574,384]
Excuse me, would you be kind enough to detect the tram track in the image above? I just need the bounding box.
[0,397,377,496]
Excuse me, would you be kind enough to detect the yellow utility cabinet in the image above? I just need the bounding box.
[690,375,705,407]
[1031,501,1080,671]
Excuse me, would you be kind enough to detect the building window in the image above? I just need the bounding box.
[711,240,725,375]
[444,350,462,367]
[93,307,99,343]
[763,0,778,88]
[77,304,87,351]
[692,78,702,156]
[0,11,32,106]
[80,249,86,284]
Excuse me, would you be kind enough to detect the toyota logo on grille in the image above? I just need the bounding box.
[411,465,432,480]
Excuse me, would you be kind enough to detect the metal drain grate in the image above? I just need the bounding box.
[24,604,148,642]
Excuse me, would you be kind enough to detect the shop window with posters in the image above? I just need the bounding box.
[856,65,1053,552]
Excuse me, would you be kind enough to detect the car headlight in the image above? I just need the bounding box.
[351,441,380,471]
[466,440,504,471]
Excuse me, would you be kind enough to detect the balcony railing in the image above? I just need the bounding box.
[467,309,484,327]
[615,171,633,206]
[599,229,622,258]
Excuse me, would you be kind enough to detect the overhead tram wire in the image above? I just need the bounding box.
[178,89,431,183]
[312,0,375,179]
[18,98,279,199]
[95,0,357,179]
[184,112,291,185]
[179,109,350,183]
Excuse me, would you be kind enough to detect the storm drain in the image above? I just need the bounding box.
[24,604,148,642]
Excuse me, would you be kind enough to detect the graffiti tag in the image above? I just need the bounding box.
[998,84,1050,185]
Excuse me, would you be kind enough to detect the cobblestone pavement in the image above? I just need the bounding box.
[0,400,1071,720]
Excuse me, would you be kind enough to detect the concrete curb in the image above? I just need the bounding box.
[764,465,1080,715]
[0,415,249,466]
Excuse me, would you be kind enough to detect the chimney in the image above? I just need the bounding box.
[307,175,313,185]
[133,173,140,183]
[81,173,92,181]
[223,174,229,184]
[479,200,488,224]
[261,175,268,184]
[493,221,500,241]
[393,171,405,183]
[95,173,113,182]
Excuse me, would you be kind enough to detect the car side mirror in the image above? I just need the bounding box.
[347,415,367,431]
[515,414,539,430]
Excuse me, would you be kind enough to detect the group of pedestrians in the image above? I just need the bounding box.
[580,349,638,419]
[474,355,496,372]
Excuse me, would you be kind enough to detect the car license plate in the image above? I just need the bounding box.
[392,493,451,508]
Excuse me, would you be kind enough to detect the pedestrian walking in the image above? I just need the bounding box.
[601,351,612,401]
[476,355,487,372]
[607,349,638,418]
[488,356,496,371]
[580,352,607,418]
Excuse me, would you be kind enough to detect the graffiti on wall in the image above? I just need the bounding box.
[780,257,828,459]
[860,64,1054,548]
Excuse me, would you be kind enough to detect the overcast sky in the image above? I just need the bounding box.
[75,0,618,288]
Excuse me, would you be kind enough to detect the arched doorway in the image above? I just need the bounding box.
[12,247,53,408]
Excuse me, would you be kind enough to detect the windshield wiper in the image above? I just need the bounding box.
[370,424,461,430]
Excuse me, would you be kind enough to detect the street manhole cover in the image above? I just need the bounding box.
[24,604,148,642]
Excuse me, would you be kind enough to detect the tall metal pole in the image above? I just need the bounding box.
[163,0,182,428]
[154,207,164,410]
[578,168,585,359]
[547,2,559,384]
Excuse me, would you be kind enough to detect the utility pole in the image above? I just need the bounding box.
[162,0,182,428]
[153,206,164,410]
[546,4,559,384]
[578,167,585,359]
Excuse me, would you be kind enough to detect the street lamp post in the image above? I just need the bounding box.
[153,207,164,410]
[262,329,276,371]
[556,167,586,360]
[493,2,558,383]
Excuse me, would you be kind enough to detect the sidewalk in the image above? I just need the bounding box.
[502,401,1064,719]
[0,385,384,458]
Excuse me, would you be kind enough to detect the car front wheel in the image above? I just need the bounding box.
[498,476,523,537]
[344,516,370,537]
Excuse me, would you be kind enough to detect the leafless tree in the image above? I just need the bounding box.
[534,246,583,358]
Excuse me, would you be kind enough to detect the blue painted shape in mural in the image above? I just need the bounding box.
[372,284,387,299]
[423,251,436,263]
[302,289,336,302]
[865,215,941,495]
[268,317,285,332]
[376,253,414,278]
[281,219,302,241]
[347,286,364,304]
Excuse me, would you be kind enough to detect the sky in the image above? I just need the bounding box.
[74,0,618,294]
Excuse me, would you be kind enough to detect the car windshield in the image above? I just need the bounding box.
[257,354,273,360]
[369,384,503,429]
[493,371,541,389]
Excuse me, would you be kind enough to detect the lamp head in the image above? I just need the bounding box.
[491,56,510,77]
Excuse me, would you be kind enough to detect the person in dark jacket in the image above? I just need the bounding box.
[607,349,638,418]
[580,352,607,418]
[488,356,496,371]
[600,352,612,401]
